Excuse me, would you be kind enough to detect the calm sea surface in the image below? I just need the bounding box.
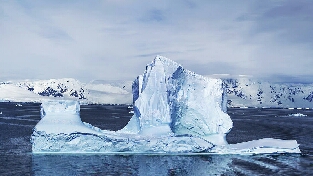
[0,102,312,175]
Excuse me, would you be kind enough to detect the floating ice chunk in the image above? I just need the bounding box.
[288,113,307,117]
[212,138,301,154]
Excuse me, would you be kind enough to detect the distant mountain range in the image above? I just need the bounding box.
[1,78,312,108]
[0,78,132,105]
[224,78,313,108]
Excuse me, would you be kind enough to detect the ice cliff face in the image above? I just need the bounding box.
[121,56,232,145]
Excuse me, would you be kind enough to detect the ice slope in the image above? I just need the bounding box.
[224,78,313,108]
[31,56,300,154]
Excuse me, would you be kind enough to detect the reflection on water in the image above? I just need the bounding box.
[32,154,232,175]
[32,154,311,175]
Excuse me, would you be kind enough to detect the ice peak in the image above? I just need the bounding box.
[152,55,210,82]
[154,55,178,65]
[147,55,181,77]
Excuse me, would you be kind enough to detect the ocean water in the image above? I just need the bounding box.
[0,102,312,175]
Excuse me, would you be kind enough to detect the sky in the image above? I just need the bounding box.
[1,0,313,83]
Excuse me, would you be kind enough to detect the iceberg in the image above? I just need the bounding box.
[32,100,213,153]
[31,56,301,154]
[119,56,232,145]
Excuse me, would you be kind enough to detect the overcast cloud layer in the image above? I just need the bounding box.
[1,0,313,83]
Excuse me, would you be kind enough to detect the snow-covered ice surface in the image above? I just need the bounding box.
[31,56,301,154]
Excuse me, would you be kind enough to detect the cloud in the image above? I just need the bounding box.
[0,0,312,83]
[141,9,165,22]
[248,0,313,45]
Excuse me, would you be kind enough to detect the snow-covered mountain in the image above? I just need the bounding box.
[1,78,312,108]
[84,80,132,104]
[224,78,313,108]
[0,78,132,104]
[16,78,87,100]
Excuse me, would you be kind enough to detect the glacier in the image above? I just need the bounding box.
[31,56,301,154]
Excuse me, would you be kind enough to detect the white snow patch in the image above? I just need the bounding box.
[288,113,307,117]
